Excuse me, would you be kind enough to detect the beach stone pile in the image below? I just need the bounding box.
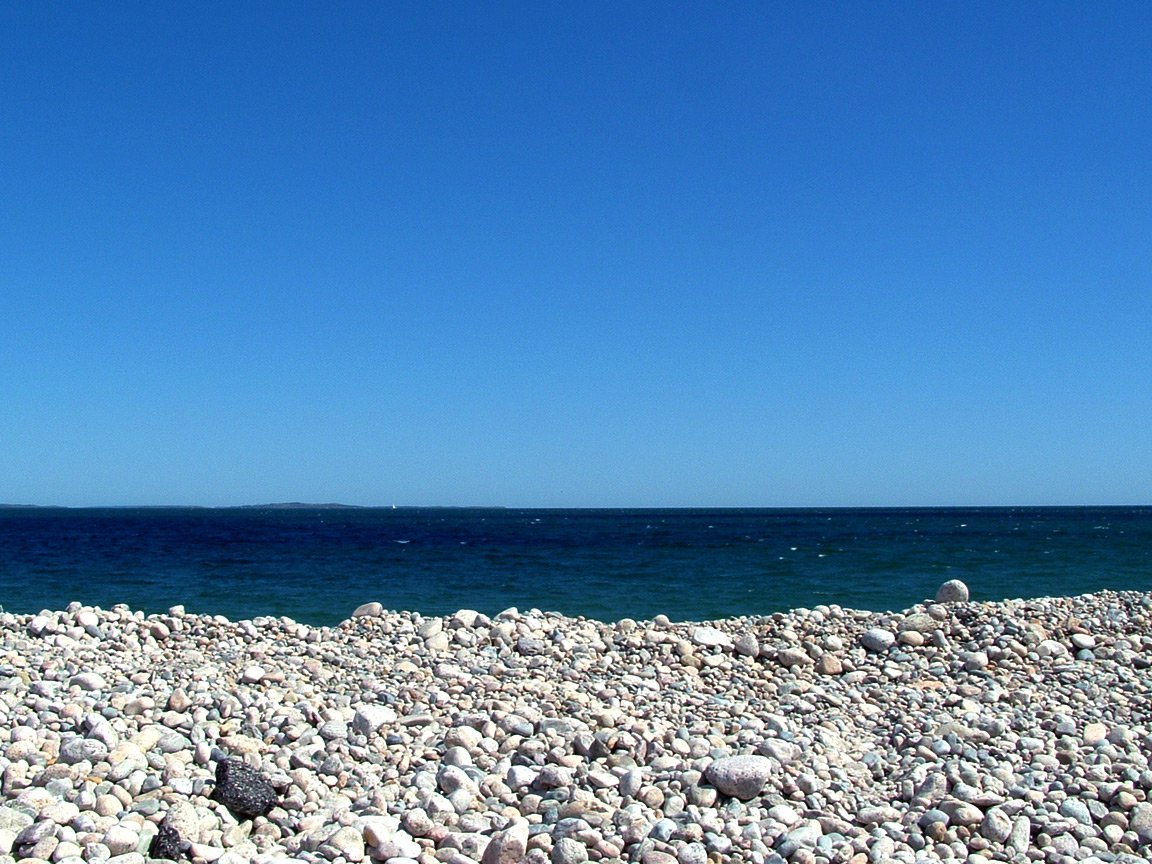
[3,586,1152,864]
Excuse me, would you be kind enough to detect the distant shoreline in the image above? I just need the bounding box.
[1,502,1147,511]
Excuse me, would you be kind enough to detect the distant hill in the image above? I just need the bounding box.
[231,502,367,510]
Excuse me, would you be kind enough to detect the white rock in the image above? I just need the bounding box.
[352,704,397,737]
[103,824,140,856]
[69,671,108,690]
[1070,632,1096,650]
[1037,639,1068,659]
[691,626,733,649]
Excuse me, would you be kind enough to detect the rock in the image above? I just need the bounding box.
[935,579,969,603]
[1037,638,1068,659]
[8,588,1152,864]
[1007,815,1032,854]
[939,799,983,827]
[691,626,732,649]
[516,637,547,655]
[69,671,108,690]
[733,633,760,657]
[352,601,383,617]
[855,806,901,825]
[677,842,708,864]
[704,755,774,799]
[162,801,200,845]
[1059,798,1093,826]
[148,824,183,860]
[209,759,278,819]
[481,819,529,864]
[777,647,813,667]
[552,836,588,864]
[981,807,1013,843]
[1083,722,1109,744]
[961,650,989,671]
[757,738,797,765]
[815,653,842,675]
[861,628,895,652]
[899,612,938,633]
[103,823,140,856]
[352,703,397,736]
[325,825,365,861]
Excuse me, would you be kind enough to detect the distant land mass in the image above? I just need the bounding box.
[0,502,367,510]
[232,502,367,510]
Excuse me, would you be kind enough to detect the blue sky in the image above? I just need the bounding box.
[2,2,1149,507]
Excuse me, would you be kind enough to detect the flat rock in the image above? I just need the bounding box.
[691,626,732,649]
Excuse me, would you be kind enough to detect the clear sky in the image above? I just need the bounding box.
[2,3,1149,508]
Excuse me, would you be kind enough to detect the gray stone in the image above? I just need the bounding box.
[855,806,901,826]
[16,819,58,846]
[861,628,896,652]
[0,808,34,834]
[552,836,588,864]
[935,579,969,603]
[704,755,775,800]
[1060,798,1093,826]
[1007,816,1032,854]
[757,738,797,765]
[899,613,938,633]
[981,807,1013,843]
[677,842,708,864]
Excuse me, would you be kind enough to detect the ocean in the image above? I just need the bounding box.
[1,506,1150,626]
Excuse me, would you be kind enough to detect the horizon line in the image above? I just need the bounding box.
[2,501,1148,511]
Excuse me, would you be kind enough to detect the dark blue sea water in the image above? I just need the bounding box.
[1,507,1150,626]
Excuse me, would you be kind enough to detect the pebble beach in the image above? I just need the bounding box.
[3,585,1152,864]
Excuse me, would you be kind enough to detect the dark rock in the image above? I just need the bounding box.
[148,823,183,860]
[209,758,278,819]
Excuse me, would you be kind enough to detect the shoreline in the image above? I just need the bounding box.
[3,588,1152,864]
